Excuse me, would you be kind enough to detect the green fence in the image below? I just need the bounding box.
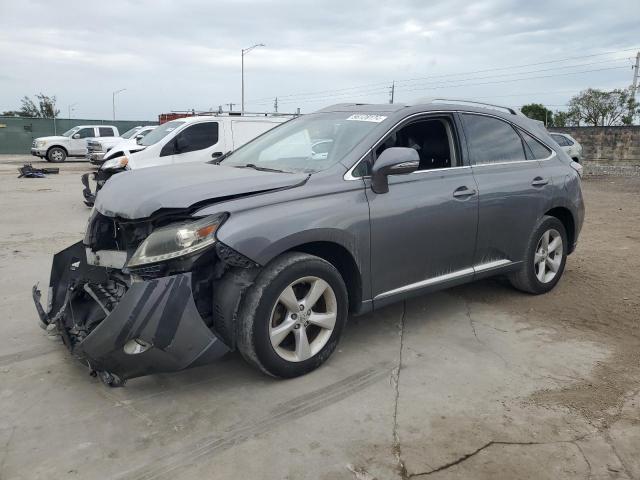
[0,117,158,154]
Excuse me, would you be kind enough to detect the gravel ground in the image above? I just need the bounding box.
[0,155,639,479]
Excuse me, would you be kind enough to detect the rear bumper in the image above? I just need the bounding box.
[32,241,230,383]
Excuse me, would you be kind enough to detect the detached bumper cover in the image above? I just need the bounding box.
[32,241,230,381]
[81,170,114,207]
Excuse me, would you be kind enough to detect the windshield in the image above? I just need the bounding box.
[62,127,79,137]
[120,127,141,139]
[222,112,386,173]
[138,120,185,146]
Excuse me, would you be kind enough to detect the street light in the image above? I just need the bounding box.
[68,103,78,120]
[241,43,265,115]
[112,88,126,120]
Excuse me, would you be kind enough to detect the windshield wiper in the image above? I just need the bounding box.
[237,163,289,173]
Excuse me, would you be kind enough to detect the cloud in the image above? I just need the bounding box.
[0,0,637,118]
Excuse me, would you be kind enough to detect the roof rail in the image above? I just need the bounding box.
[413,98,522,116]
[167,109,299,118]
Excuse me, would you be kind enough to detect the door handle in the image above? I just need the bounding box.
[531,177,549,187]
[453,186,477,198]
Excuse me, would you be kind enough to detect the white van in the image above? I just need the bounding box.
[82,114,292,205]
[100,115,290,171]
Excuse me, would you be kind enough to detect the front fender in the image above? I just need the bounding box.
[210,187,372,302]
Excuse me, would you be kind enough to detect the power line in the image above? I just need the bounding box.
[247,46,639,104]
[269,65,628,107]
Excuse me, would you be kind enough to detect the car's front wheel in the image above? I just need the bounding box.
[47,147,67,163]
[509,215,567,294]
[237,252,348,378]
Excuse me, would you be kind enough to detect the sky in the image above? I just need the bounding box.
[0,0,638,121]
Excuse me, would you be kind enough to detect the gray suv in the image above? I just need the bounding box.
[32,100,584,385]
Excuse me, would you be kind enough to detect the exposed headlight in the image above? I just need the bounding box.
[36,140,46,147]
[101,156,128,170]
[127,214,228,267]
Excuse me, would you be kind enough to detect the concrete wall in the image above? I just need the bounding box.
[0,117,157,154]
[550,126,640,176]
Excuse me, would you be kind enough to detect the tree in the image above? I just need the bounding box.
[567,88,639,126]
[521,103,554,126]
[552,110,572,127]
[17,93,60,118]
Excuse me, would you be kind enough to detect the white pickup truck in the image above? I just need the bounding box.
[86,125,157,165]
[31,125,119,162]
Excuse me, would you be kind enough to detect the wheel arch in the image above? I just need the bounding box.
[285,241,362,314]
[47,144,68,155]
[544,206,576,253]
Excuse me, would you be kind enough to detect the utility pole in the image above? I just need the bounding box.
[389,81,395,104]
[629,52,639,123]
[631,51,640,95]
[241,43,265,115]
[226,103,237,112]
[274,97,278,113]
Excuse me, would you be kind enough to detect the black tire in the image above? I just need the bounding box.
[509,215,568,294]
[47,146,67,163]
[237,252,348,378]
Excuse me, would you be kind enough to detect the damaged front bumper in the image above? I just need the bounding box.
[32,241,230,385]
[81,170,114,207]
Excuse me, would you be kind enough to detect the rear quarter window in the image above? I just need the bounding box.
[99,127,115,137]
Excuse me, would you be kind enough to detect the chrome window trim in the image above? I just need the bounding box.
[472,150,557,168]
[343,109,557,181]
[373,259,513,300]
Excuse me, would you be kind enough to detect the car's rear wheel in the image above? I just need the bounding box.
[237,252,348,378]
[509,215,567,294]
[47,147,66,163]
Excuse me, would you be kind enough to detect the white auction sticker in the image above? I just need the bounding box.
[346,114,387,123]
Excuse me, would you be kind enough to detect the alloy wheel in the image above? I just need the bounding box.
[268,276,337,362]
[534,228,563,283]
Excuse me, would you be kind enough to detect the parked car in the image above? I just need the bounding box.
[31,125,119,162]
[550,132,582,163]
[33,100,584,386]
[87,125,157,165]
[81,114,291,206]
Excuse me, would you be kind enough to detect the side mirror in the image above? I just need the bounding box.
[72,133,80,139]
[371,147,420,194]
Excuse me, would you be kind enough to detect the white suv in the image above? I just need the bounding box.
[31,125,119,162]
[550,133,583,163]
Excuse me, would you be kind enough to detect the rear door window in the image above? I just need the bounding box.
[99,127,115,137]
[461,114,526,164]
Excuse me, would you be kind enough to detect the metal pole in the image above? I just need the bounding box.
[241,50,244,115]
[241,44,264,115]
[389,81,395,104]
[112,89,126,121]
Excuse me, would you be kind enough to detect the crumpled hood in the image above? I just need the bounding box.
[95,162,308,219]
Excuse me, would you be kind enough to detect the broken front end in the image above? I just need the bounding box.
[32,210,256,386]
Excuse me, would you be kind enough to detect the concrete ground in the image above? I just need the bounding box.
[0,155,639,480]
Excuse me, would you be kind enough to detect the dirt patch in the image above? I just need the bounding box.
[457,176,640,427]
